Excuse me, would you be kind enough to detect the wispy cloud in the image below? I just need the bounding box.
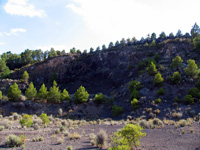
[4,0,46,18]
[0,42,5,46]
[4,28,27,36]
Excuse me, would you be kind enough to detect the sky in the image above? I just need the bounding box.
[0,0,200,54]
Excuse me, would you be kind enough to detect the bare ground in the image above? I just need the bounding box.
[0,121,200,150]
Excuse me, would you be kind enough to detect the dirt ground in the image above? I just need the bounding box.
[0,121,200,150]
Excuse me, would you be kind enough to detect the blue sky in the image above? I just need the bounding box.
[0,0,200,54]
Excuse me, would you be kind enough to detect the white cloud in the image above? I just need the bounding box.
[4,0,46,18]
[4,28,27,36]
[67,0,200,43]
[0,42,5,46]
[0,33,3,37]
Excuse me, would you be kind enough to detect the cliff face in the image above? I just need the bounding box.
[9,39,193,97]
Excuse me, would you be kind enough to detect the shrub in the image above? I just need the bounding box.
[25,82,37,100]
[22,71,29,82]
[47,80,61,103]
[156,88,165,95]
[7,83,21,102]
[130,89,140,100]
[66,145,73,150]
[171,56,183,69]
[154,72,164,86]
[183,95,194,105]
[20,114,33,127]
[109,124,146,150]
[69,132,81,140]
[150,40,156,47]
[39,113,50,125]
[37,84,48,101]
[155,98,162,104]
[94,93,106,104]
[195,79,200,89]
[184,59,200,78]
[174,97,182,103]
[60,89,70,101]
[131,98,139,110]
[74,86,89,103]
[188,87,200,98]
[0,91,2,100]
[128,80,142,92]
[0,125,5,131]
[171,71,182,84]
[5,134,26,147]
[112,105,124,117]
[148,62,157,75]
[95,130,107,147]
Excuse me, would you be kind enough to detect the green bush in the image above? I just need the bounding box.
[155,98,162,104]
[130,89,140,100]
[188,87,200,98]
[195,79,200,89]
[94,93,106,104]
[174,97,182,103]
[150,40,156,47]
[60,89,70,101]
[171,71,182,84]
[112,105,124,117]
[0,91,2,100]
[156,88,165,96]
[39,113,50,125]
[128,80,142,92]
[25,82,37,100]
[148,62,157,75]
[184,59,199,78]
[20,114,33,127]
[5,134,26,147]
[171,56,183,69]
[7,83,21,102]
[22,71,29,82]
[131,98,139,110]
[74,86,89,103]
[154,72,164,86]
[109,124,146,150]
[183,95,194,105]
[47,80,61,103]
[154,53,160,62]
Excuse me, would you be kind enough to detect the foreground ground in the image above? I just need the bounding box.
[0,117,200,150]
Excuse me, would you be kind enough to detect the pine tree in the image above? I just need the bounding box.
[0,58,10,78]
[37,84,48,101]
[7,83,21,101]
[184,59,200,78]
[154,72,164,86]
[22,71,29,82]
[60,89,70,101]
[0,91,2,100]
[148,62,157,75]
[150,40,156,47]
[47,80,60,103]
[171,56,183,69]
[25,82,37,100]
[74,86,89,103]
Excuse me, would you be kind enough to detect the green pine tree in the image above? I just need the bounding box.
[37,84,48,101]
[154,72,164,86]
[148,62,157,75]
[0,58,10,78]
[7,83,21,101]
[74,86,89,103]
[60,89,70,101]
[184,59,200,78]
[47,80,60,103]
[25,82,37,100]
[22,71,29,82]
[0,91,2,100]
[150,40,156,47]
[171,56,183,69]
